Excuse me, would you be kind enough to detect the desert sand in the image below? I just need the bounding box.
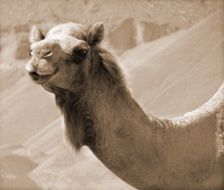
[0,1,223,189]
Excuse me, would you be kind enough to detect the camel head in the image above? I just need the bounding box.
[26,22,104,92]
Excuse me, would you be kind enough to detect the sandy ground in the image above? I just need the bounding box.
[0,1,224,189]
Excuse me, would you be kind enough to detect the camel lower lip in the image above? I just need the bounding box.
[29,72,52,84]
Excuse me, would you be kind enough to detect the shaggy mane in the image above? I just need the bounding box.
[53,43,126,150]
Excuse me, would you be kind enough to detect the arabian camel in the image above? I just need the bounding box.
[26,22,224,190]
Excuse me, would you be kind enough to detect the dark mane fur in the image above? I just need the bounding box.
[53,45,126,150]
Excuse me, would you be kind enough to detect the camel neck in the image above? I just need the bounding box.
[54,52,168,188]
[83,81,164,188]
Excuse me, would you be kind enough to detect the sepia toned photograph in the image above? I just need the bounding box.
[0,0,224,189]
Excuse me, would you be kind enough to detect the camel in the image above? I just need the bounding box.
[26,22,224,190]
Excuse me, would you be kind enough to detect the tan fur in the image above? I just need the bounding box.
[27,22,224,190]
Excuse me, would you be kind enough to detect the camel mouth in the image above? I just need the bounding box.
[29,71,53,84]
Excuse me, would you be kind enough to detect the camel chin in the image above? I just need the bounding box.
[28,72,53,85]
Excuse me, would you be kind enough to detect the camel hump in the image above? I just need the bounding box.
[172,81,224,126]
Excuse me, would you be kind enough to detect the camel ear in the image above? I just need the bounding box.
[87,22,104,46]
[29,26,44,43]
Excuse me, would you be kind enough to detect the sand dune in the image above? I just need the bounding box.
[0,69,24,91]
[24,118,64,154]
[121,10,224,117]
[0,153,40,190]
[0,75,60,145]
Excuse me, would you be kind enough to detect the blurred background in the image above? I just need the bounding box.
[0,0,224,189]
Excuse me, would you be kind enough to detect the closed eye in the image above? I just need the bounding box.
[42,50,53,58]
[28,50,53,58]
